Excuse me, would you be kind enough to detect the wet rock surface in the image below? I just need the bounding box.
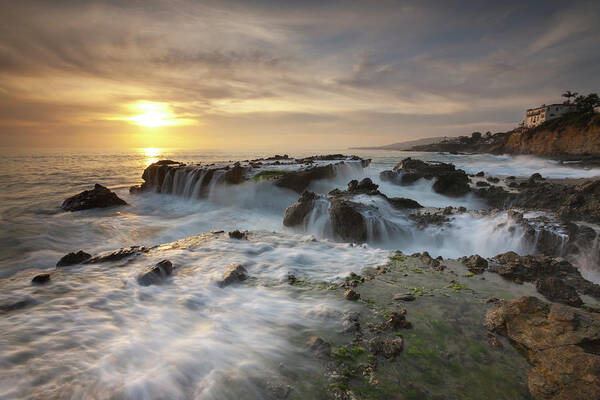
[137,260,174,286]
[228,230,248,240]
[485,296,600,400]
[329,199,369,243]
[61,184,127,211]
[218,263,248,287]
[535,277,583,307]
[463,254,488,274]
[282,191,320,227]
[380,157,470,196]
[85,246,152,264]
[31,273,51,285]
[56,250,91,267]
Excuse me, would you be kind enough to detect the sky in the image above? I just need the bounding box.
[0,0,599,150]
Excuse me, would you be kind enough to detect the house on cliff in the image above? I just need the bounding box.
[525,103,576,128]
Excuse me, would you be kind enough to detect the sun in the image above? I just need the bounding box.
[128,102,176,128]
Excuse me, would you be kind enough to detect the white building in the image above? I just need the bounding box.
[525,103,576,128]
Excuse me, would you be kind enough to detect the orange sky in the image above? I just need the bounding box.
[1,0,598,150]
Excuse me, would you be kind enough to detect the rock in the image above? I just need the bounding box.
[379,170,399,183]
[218,264,248,287]
[228,230,247,240]
[61,184,127,211]
[393,293,416,302]
[485,296,600,400]
[476,181,490,187]
[275,163,337,193]
[283,191,320,227]
[507,176,516,180]
[31,273,51,285]
[386,310,412,329]
[307,336,331,359]
[487,333,503,349]
[344,289,360,301]
[486,176,500,183]
[348,178,379,193]
[329,199,368,243]
[137,260,174,286]
[391,158,470,196]
[86,246,151,264]
[529,173,543,182]
[224,163,246,184]
[476,171,485,177]
[420,252,442,270]
[287,273,297,284]
[386,197,423,209]
[56,250,91,267]
[341,312,361,333]
[368,336,403,358]
[536,277,583,307]
[0,297,37,313]
[464,254,488,274]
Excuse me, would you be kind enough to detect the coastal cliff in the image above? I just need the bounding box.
[410,113,600,157]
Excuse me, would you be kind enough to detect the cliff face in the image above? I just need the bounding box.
[500,117,600,156]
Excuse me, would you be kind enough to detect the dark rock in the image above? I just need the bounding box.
[228,230,247,240]
[307,336,331,359]
[385,309,412,329]
[137,260,174,286]
[379,170,399,183]
[341,312,361,333]
[224,163,246,184]
[86,246,151,264]
[287,273,297,284]
[386,197,423,209]
[57,250,91,267]
[348,178,379,193]
[390,158,469,196]
[485,296,600,400]
[476,181,490,187]
[486,176,500,183]
[275,164,336,193]
[283,191,319,227]
[218,264,248,287]
[536,277,583,307]
[507,176,516,180]
[61,184,127,211]
[0,297,37,313]
[31,273,51,285]
[368,336,403,358]
[529,173,543,182]
[344,289,360,301]
[476,171,485,177]
[487,333,504,349]
[329,199,368,243]
[464,254,488,274]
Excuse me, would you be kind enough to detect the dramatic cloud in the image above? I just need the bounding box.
[0,0,598,149]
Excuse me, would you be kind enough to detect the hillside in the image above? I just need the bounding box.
[351,136,446,150]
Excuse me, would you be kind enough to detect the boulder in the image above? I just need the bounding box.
[348,178,379,193]
[228,230,247,240]
[464,254,488,274]
[137,260,174,286]
[283,191,320,227]
[368,336,404,358]
[485,296,600,400]
[329,199,368,242]
[61,184,127,211]
[386,197,423,209]
[536,277,583,307]
[224,163,246,184]
[390,158,470,196]
[275,164,336,193]
[31,273,51,285]
[218,264,248,287]
[56,250,91,267]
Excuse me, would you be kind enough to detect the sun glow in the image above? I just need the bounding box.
[142,147,162,166]
[128,102,177,127]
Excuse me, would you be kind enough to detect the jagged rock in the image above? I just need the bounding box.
[329,199,368,243]
[476,181,490,187]
[218,264,248,287]
[228,230,247,240]
[283,191,319,227]
[464,254,488,274]
[536,277,583,307]
[61,184,127,211]
[287,273,297,284]
[420,251,442,270]
[379,170,399,183]
[485,296,600,400]
[307,336,331,359]
[385,310,412,329]
[224,163,246,184]
[56,250,91,267]
[385,158,470,196]
[275,163,337,193]
[529,173,543,182]
[31,273,51,285]
[348,178,379,193]
[344,289,360,301]
[368,336,403,358]
[476,171,485,177]
[137,260,174,286]
[86,246,151,264]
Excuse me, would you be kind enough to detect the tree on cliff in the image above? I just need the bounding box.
[562,90,578,104]
[574,93,600,114]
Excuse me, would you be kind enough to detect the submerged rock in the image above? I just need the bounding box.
[347,178,379,193]
[137,260,174,286]
[86,246,151,264]
[228,230,248,240]
[56,250,91,267]
[61,184,127,211]
[485,296,600,400]
[344,289,360,301]
[329,199,368,243]
[307,336,331,359]
[218,264,248,287]
[31,273,51,285]
[368,336,403,358]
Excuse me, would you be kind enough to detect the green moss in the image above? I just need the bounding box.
[251,170,287,181]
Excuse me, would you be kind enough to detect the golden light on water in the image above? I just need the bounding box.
[142,147,161,165]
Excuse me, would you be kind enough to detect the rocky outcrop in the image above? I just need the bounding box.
[137,260,174,286]
[61,184,127,211]
[485,296,600,400]
[56,250,91,267]
[463,254,488,274]
[283,191,320,227]
[228,230,247,240]
[489,252,600,302]
[218,264,248,287]
[31,273,51,285]
[274,163,338,193]
[329,199,369,242]
[85,246,152,264]
[380,158,469,196]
